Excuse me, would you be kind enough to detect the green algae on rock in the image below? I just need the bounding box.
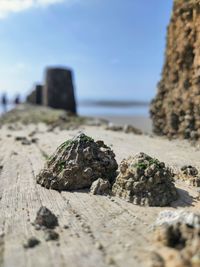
[37,133,118,191]
[112,152,178,206]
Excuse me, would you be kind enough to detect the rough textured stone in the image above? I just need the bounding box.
[90,178,111,195]
[153,210,200,267]
[112,152,178,206]
[44,230,59,241]
[181,165,198,176]
[43,67,77,114]
[177,165,200,186]
[123,124,142,135]
[105,123,142,135]
[37,133,118,191]
[155,210,200,228]
[34,206,58,229]
[151,0,200,140]
[23,237,40,249]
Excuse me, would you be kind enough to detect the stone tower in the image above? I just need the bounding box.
[43,67,77,114]
[27,84,43,105]
[151,0,200,140]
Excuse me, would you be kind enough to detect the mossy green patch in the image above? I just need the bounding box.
[79,134,94,143]
[58,160,66,172]
[132,158,160,170]
[58,140,74,150]
[133,162,147,170]
[58,134,94,151]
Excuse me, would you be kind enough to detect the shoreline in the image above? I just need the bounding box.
[93,114,152,133]
[0,104,152,133]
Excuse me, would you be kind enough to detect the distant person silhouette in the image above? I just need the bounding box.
[1,93,8,113]
[14,94,20,105]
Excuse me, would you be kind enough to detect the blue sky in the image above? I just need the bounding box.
[0,0,173,102]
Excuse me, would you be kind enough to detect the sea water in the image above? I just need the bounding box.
[78,104,149,116]
[0,103,150,117]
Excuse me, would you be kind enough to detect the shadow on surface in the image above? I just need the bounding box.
[171,187,195,208]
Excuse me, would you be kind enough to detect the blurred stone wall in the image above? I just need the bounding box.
[151,0,200,140]
[26,67,77,114]
[27,85,43,105]
[43,68,77,114]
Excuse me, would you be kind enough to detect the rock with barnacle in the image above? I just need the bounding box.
[177,165,200,187]
[112,152,178,206]
[37,133,118,191]
[152,210,200,267]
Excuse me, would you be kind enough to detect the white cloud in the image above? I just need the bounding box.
[0,0,68,18]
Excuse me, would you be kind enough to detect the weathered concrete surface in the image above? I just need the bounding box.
[0,122,200,267]
[43,67,77,114]
[151,0,200,140]
[27,85,43,105]
[35,85,43,105]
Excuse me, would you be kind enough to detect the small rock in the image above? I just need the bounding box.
[34,206,58,229]
[29,131,36,137]
[44,230,59,241]
[31,138,38,144]
[8,125,15,131]
[95,241,103,250]
[37,133,118,191]
[177,165,200,187]
[105,123,123,132]
[112,152,177,206]
[123,124,142,135]
[15,136,32,145]
[15,136,27,141]
[23,237,40,249]
[90,178,111,195]
[180,165,198,176]
[22,140,31,145]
